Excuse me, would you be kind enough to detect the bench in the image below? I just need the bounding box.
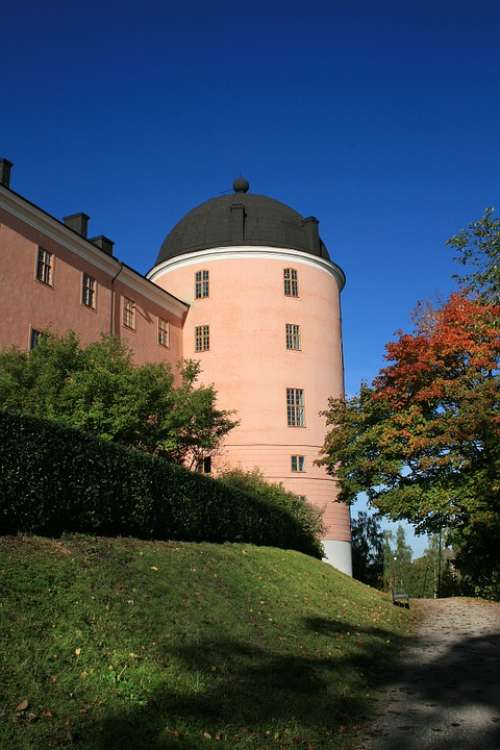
[391,590,410,608]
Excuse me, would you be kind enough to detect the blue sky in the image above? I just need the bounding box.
[3,1,499,555]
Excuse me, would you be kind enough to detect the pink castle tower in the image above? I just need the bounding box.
[148,178,352,574]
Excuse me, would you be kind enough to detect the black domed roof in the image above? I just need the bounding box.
[155,180,331,264]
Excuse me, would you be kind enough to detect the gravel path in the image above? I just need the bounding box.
[360,598,500,750]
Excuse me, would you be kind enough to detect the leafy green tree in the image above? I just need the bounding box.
[447,207,500,303]
[0,332,237,467]
[405,555,433,598]
[424,534,443,597]
[404,534,463,598]
[382,526,413,592]
[350,511,384,588]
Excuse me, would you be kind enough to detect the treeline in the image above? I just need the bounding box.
[352,511,478,599]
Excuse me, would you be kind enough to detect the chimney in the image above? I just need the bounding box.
[63,212,90,238]
[303,216,320,255]
[90,235,114,256]
[230,203,245,243]
[0,159,13,188]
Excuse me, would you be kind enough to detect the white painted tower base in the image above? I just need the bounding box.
[323,540,352,576]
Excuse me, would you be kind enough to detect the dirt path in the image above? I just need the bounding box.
[359,598,500,750]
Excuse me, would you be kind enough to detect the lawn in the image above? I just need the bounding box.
[0,535,412,749]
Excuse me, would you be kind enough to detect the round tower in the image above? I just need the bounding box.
[147,179,352,575]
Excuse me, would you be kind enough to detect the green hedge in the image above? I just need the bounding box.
[0,411,322,557]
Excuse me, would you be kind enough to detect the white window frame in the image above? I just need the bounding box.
[36,248,53,286]
[291,455,305,472]
[158,318,170,347]
[123,297,136,330]
[195,324,210,352]
[195,269,209,299]
[287,387,305,427]
[284,268,298,297]
[82,273,96,308]
[286,323,301,350]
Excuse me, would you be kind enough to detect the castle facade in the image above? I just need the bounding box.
[0,160,352,574]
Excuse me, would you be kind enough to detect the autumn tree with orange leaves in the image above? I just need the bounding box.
[320,212,499,593]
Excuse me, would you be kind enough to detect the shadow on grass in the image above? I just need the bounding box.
[72,615,500,750]
[80,617,408,749]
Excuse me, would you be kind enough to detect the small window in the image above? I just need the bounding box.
[196,456,212,474]
[291,455,305,472]
[158,318,170,347]
[195,270,209,299]
[286,323,301,350]
[36,248,53,286]
[30,328,42,350]
[284,268,298,297]
[82,273,96,308]
[123,298,136,329]
[287,387,305,427]
[195,324,210,352]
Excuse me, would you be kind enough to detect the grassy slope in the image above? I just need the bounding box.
[0,535,411,750]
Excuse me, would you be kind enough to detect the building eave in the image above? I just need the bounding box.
[147,245,347,291]
[0,183,189,318]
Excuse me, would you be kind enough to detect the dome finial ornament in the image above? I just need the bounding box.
[233,176,249,193]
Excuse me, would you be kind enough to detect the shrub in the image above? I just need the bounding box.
[219,469,324,554]
[0,411,322,558]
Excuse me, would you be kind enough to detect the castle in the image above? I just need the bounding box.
[0,160,352,575]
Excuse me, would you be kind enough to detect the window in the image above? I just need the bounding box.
[196,456,212,474]
[195,324,210,352]
[287,388,305,427]
[123,298,136,329]
[286,323,301,350]
[284,268,298,297]
[195,270,209,299]
[82,273,96,308]
[291,455,305,472]
[30,328,42,350]
[36,248,53,286]
[158,318,170,347]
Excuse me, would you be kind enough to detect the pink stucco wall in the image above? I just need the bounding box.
[0,209,184,368]
[115,280,184,367]
[0,211,112,350]
[152,250,351,544]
